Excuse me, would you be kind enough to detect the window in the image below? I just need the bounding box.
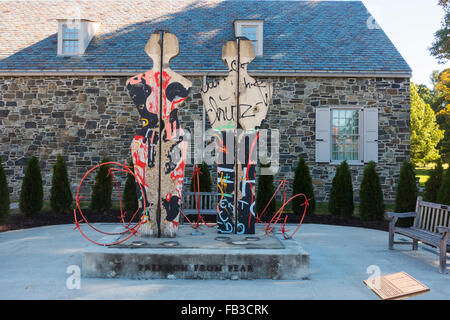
[331,109,360,161]
[234,20,263,56]
[315,107,379,164]
[62,24,79,54]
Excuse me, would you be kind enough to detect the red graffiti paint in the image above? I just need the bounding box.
[131,135,149,188]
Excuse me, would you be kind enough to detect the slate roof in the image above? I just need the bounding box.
[0,0,411,75]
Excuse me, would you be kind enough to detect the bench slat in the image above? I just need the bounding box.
[419,200,449,210]
[395,227,450,247]
[443,210,449,228]
[428,207,435,232]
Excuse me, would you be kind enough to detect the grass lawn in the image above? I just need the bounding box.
[276,200,395,219]
[416,168,432,187]
[415,163,448,188]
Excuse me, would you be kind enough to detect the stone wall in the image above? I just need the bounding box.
[0,75,410,202]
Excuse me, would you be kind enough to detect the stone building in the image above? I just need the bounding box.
[0,0,411,202]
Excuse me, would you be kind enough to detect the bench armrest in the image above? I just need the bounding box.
[386,211,416,219]
[437,226,450,234]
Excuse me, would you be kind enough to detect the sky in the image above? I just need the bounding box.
[346,0,449,87]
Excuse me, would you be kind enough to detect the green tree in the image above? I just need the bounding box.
[190,162,212,192]
[417,77,445,113]
[19,156,43,218]
[359,161,385,221]
[50,155,73,214]
[410,83,444,166]
[423,161,444,203]
[436,69,450,162]
[328,161,354,218]
[255,163,276,218]
[437,167,450,205]
[430,5,450,63]
[292,157,315,215]
[90,157,113,213]
[0,156,10,222]
[436,107,450,163]
[122,159,138,215]
[394,161,418,227]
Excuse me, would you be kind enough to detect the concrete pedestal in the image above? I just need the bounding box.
[82,224,310,280]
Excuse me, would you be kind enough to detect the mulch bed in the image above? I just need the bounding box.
[0,210,389,233]
[0,210,133,233]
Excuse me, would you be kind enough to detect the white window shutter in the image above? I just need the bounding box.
[363,108,379,163]
[315,107,331,163]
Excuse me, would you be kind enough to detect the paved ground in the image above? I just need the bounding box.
[0,223,448,300]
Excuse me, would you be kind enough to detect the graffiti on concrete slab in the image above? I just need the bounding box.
[127,31,192,237]
[201,38,273,234]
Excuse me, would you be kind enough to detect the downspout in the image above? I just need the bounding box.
[202,73,208,162]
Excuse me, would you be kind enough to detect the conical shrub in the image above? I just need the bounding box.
[437,167,450,205]
[89,157,113,213]
[122,159,138,215]
[359,161,385,221]
[328,161,354,218]
[0,156,10,222]
[255,163,275,218]
[190,162,212,192]
[394,160,418,227]
[328,165,341,216]
[19,156,43,218]
[423,161,444,203]
[50,155,73,214]
[292,157,315,215]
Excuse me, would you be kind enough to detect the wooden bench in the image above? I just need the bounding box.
[387,196,450,273]
[180,192,217,223]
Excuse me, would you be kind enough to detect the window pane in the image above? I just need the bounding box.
[63,40,78,53]
[331,109,359,161]
[241,26,257,41]
[62,24,79,54]
[63,25,79,40]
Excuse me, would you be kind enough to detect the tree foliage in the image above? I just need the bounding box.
[410,83,444,166]
[417,74,445,113]
[50,155,73,214]
[19,156,43,218]
[0,156,10,222]
[436,69,450,162]
[292,157,315,215]
[430,6,450,64]
[436,69,450,101]
[328,161,354,218]
[359,161,385,221]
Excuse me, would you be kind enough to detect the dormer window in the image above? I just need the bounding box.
[234,20,263,56]
[57,19,99,56]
